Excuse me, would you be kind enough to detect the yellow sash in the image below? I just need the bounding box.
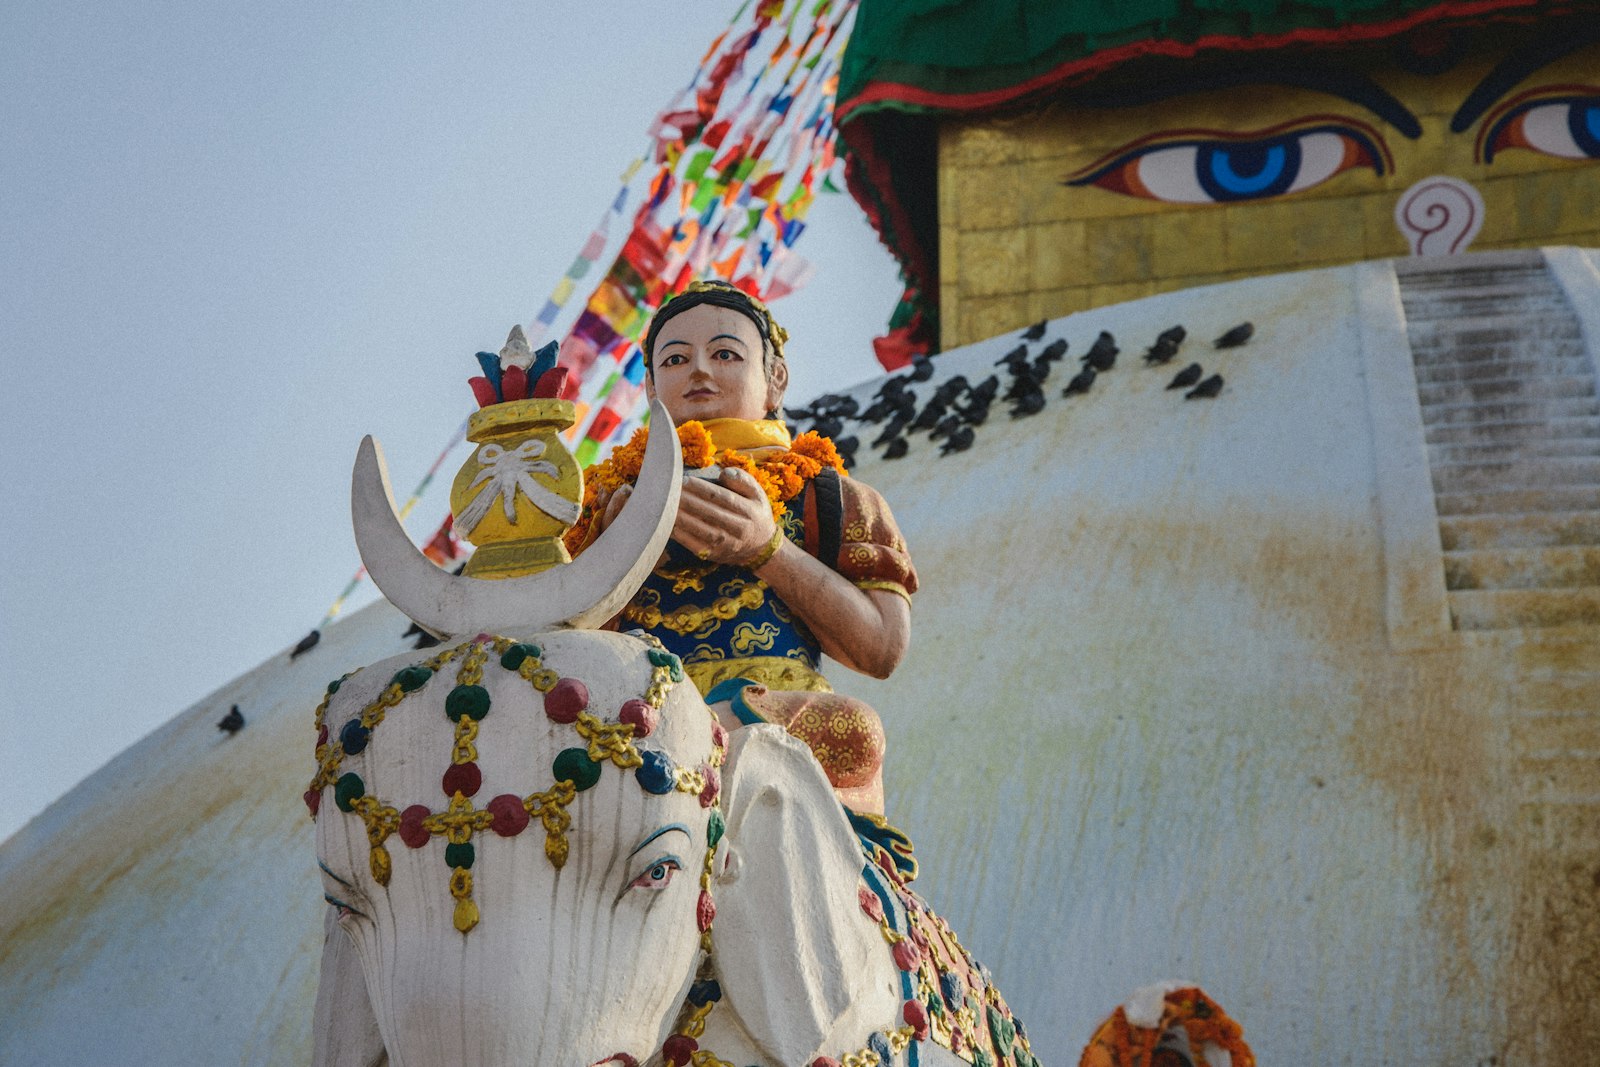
[697,417,792,455]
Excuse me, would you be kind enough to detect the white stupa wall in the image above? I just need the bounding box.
[838,248,1600,1066]
[0,598,418,1066]
[3,248,1598,1065]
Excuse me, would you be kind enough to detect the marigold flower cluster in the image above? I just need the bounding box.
[563,421,845,555]
[1080,986,1255,1067]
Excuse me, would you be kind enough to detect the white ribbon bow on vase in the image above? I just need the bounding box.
[456,440,582,536]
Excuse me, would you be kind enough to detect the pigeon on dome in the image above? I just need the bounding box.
[1214,323,1255,349]
[1081,331,1118,372]
[1167,363,1204,391]
[1144,326,1186,365]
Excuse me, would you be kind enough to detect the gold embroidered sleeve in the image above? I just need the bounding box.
[833,479,917,598]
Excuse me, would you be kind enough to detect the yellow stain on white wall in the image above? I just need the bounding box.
[938,39,1600,347]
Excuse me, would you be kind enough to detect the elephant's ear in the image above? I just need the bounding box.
[714,725,891,1066]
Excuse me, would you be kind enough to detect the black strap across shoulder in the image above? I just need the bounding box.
[814,466,844,574]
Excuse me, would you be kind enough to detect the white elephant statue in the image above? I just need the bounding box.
[311,626,1036,1067]
[310,398,1252,1067]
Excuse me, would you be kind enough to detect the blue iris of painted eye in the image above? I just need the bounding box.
[1572,102,1600,156]
[1065,122,1386,204]
[629,856,681,890]
[1198,139,1299,200]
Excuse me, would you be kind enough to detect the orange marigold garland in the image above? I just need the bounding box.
[564,421,845,554]
[1077,986,1254,1067]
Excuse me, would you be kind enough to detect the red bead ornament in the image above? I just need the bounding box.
[904,999,930,1040]
[697,890,716,932]
[663,1035,698,1067]
[859,885,884,922]
[711,723,728,750]
[303,789,321,817]
[544,678,589,724]
[892,938,922,972]
[811,1058,842,1067]
[487,793,530,836]
[442,761,483,798]
[399,804,432,849]
[951,1030,965,1054]
[317,725,329,747]
[618,698,657,737]
[699,765,721,807]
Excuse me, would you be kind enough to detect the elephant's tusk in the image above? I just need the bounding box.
[350,398,683,638]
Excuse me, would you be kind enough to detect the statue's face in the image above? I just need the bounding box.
[938,30,1600,345]
[646,303,786,423]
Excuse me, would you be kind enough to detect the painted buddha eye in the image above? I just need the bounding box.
[1066,121,1388,204]
[1482,93,1600,163]
[630,857,681,890]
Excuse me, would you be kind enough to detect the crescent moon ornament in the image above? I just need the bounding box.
[351,399,682,638]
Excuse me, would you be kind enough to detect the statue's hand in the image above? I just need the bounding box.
[673,468,779,567]
[592,484,631,539]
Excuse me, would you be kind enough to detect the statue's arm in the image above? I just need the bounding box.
[312,908,388,1067]
[753,546,909,678]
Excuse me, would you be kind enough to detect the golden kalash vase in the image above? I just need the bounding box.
[449,349,584,579]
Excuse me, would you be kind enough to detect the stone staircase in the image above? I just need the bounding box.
[1398,251,1600,631]
[1510,637,1600,808]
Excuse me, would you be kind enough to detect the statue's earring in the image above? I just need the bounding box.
[765,356,788,422]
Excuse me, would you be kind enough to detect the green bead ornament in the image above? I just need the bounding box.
[552,748,602,792]
[335,772,366,812]
[393,665,434,692]
[446,684,491,722]
[500,643,541,671]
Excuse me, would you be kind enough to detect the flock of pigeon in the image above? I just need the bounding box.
[785,318,1255,467]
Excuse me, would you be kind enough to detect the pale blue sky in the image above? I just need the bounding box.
[0,1,900,842]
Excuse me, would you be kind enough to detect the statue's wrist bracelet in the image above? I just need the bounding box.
[740,526,784,570]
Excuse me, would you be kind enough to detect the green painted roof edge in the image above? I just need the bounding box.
[838,0,1563,115]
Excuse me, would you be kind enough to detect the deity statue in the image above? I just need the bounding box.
[568,282,917,830]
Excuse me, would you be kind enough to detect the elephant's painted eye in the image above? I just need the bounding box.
[630,857,681,890]
[324,893,368,920]
[1481,89,1600,163]
[1064,118,1389,204]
